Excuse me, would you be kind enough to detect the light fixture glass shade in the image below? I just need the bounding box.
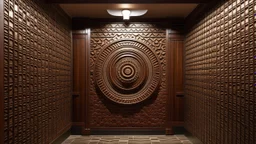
[107,9,147,20]
[122,10,130,20]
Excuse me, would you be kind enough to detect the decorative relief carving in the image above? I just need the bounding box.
[94,40,161,104]
[90,23,167,127]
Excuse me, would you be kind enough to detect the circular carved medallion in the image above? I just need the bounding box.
[94,40,161,104]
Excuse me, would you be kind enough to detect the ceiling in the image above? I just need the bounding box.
[60,4,198,18]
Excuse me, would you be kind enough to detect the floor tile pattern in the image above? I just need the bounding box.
[62,135,193,144]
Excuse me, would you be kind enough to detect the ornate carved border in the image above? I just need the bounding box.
[94,39,161,104]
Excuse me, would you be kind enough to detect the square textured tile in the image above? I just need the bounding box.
[62,135,193,144]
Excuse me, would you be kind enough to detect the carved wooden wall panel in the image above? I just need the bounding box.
[94,40,161,105]
[3,0,72,143]
[167,31,185,126]
[185,0,256,143]
[90,23,167,127]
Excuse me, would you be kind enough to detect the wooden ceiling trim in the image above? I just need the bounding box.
[45,0,211,4]
[71,17,185,30]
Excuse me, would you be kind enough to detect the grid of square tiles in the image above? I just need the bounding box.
[3,0,72,143]
[185,0,255,144]
[62,135,193,144]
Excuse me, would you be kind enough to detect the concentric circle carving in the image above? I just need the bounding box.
[94,40,161,104]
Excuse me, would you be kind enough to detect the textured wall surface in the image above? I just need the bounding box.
[90,23,167,127]
[3,0,72,143]
[185,0,256,143]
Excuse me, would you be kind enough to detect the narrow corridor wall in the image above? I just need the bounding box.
[3,0,72,143]
[185,0,256,143]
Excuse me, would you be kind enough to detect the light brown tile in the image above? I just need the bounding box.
[62,135,193,144]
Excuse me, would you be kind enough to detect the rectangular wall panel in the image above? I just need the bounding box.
[3,0,72,143]
[168,31,185,126]
[184,0,256,143]
[89,23,167,128]
[72,23,185,134]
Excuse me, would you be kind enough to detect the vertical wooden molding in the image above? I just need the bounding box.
[167,29,184,129]
[72,30,91,135]
[166,29,175,134]
[173,36,184,123]
[70,31,74,125]
[84,29,91,135]
[72,32,86,134]
[165,29,171,134]
[0,0,4,143]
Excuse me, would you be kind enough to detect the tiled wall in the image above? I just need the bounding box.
[3,0,72,143]
[184,0,255,143]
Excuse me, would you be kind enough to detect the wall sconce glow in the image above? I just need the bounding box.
[107,9,148,20]
[122,10,131,20]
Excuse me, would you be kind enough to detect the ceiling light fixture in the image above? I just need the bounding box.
[107,9,148,20]
[122,10,131,20]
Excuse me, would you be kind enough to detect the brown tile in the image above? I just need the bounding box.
[159,139,182,144]
[91,137,101,140]
[71,140,90,144]
[98,142,118,144]
[76,137,92,141]
[90,140,100,142]
[176,135,189,140]
[88,142,98,144]
[151,140,160,142]
[150,137,158,140]
[128,140,151,144]
[119,140,128,143]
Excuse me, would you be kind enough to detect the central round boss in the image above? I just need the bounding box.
[94,40,161,104]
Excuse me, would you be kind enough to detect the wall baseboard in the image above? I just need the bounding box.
[183,128,203,144]
[51,130,70,144]
[90,128,166,135]
[50,123,72,144]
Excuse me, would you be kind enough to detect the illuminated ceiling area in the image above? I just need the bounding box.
[59,4,198,18]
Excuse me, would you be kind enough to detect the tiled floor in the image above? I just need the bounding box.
[62,135,193,144]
